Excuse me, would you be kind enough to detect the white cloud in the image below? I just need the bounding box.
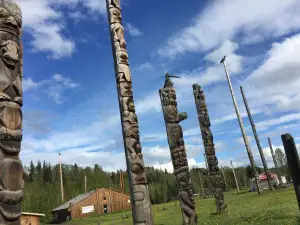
[15,0,107,58]
[23,78,46,92]
[133,62,154,72]
[255,113,300,131]
[125,23,142,37]
[236,136,253,145]
[52,74,79,88]
[158,0,300,58]
[135,91,161,115]
[16,0,75,58]
[244,34,300,113]
[173,40,243,91]
[23,74,79,103]
[81,0,106,14]
[152,158,205,173]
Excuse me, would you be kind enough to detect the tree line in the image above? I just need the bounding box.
[22,148,290,223]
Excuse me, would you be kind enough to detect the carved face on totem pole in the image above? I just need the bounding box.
[109,7,122,24]
[0,1,23,223]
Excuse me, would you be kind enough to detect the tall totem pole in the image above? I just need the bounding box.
[0,1,23,224]
[105,1,153,224]
[193,84,227,214]
[159,74,197,225]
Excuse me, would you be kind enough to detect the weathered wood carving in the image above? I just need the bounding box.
[105,1,153,224]
[0,1,23,224]
[159,75,197,225]
[193,84,227,214]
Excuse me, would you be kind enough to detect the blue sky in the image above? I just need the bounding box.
[16,0,300,172]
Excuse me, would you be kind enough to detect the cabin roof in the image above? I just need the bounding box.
[22,212,45,217]
[52,190,96,212]
[51,188,130,212]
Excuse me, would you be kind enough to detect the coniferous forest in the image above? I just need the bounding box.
[22,158,290,223]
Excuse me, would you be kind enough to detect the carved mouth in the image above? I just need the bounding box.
[0,202,21,221]
[0,139,21,155]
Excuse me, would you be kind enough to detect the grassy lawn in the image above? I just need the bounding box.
[62,188,299,225]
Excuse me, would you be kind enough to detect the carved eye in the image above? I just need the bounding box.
[1,46,7,55]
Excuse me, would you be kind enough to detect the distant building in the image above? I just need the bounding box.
[51,188,131,224]
[21,212,45,225]
[250,173,286,191]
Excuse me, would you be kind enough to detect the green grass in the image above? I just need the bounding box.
[62,188,300,225]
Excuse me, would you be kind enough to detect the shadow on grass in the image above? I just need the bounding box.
[297,216,300,224]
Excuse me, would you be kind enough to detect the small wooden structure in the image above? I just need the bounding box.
[52,188,131,223]
[21,212,45,225]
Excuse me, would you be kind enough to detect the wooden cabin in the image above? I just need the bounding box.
[51,188,131,223]
[21,212,45,225]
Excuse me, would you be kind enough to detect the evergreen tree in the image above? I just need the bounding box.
[29,161,35,182]
[36,160,42,178]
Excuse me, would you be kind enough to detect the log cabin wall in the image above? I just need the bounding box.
[70,192,98,219]
[21,213,45,225]
[69,188,131,220]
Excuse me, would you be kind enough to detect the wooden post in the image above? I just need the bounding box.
[230,161,240,194]
[281,133,300,211]
[221,166,228,191]
[85,173,87,192]
[159,74,197,224]
[120,171,125,193]
[220,56,261,194]
[0,1,24,224]
[193,84,226,213]
[197,170,204,196]
[59,153,64,202]
[105,1,153,224]
[240,86,273,191]
[267,137,283,186]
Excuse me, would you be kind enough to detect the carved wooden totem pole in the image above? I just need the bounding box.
[0,1,23,224]
[105,1,153,224]
[159,74,197,225]
[193,84,227,214]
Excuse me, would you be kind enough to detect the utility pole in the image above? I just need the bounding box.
[59,153,64,202]
[268,137,283,186]
[230,160,240,194]
[220,56,261,194]
[85,173,87,192]
[240,86,273,191]
[221,166,228,191]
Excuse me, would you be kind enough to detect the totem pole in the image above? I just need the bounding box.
[240,86,273,191]
[193,84,227,214]
[105,1,153,224]
[159,74,197,225]
[0,1,23,224]
[281,133,300,211]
